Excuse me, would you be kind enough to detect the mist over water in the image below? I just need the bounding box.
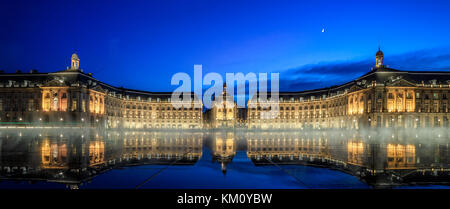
[0,127,449,189]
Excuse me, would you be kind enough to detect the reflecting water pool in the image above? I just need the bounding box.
[0,129,449,189]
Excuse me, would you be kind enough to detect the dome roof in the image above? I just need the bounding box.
[376,48,384,57]
[71,51,79,60]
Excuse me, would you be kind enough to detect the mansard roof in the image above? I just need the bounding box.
[254,67,450,100]
[0,70,199,101]
[2,65,450,102]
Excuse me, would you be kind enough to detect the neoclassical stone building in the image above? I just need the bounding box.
[204,84,237,128]
[247,49,450,129]
[0,51,203,129]
[2,49,450,129]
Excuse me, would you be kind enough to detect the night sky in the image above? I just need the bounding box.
[1,0,450,92]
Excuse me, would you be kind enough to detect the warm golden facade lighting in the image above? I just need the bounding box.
[1,48,450,130]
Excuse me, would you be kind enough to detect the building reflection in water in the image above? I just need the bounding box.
[0,130,203,189]
[121,132,202,163]
[247,132,330,163]
[210,132,236,174]
[0,129,449,188]
[246,130,450,187]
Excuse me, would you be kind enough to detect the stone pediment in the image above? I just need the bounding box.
[42,76,67,87]
[90,85,105,93]
[348,84,363,92]
[385,78,416,87]
[356,79,369,88]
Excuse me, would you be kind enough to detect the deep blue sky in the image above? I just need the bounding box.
[1,0,450,92]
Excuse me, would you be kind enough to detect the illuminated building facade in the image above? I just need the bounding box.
[205,84,238,128]
[0,51,203,129]
[248,49,450,129]
[2,49,450,129]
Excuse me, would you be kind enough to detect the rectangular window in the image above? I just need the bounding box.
[72,100,77,111]
[406,92,412,99]
[27,99,34,111]
[377,92,382,99]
